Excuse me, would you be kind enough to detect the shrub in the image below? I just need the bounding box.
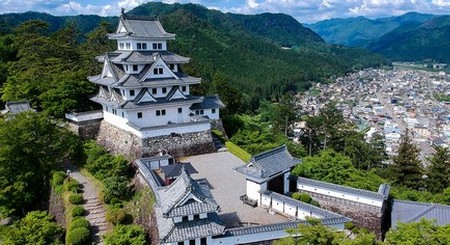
[345,222,355,230]
[291,192,302,200]
[51,171,66,187]
[64,179,81,193]
[68,218,90,232]
[66,227,90,245]
[71,206,85,217]
[104,225,146,245]
[299,193,312,203]
[103,176,128,203]
[69,193,83,205]
[310,200,320,207]
[106,208,127,225]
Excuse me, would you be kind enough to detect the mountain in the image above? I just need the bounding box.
[306,12,435,47]
[0,11,116,34]
[368,16,450,62]
[0,2,388,110]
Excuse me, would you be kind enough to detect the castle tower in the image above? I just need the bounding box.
[87,13,224,156]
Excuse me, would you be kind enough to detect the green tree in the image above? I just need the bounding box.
[389,132,424,190]
[367,133,388,170]
[0,211,63,245]
[272,93,300,136]
[426,146,450,193]
[211,71,243,115]
[274,217,380,245]
[385,219,450,245]
[104,225,146,245]
[0,112,81,216]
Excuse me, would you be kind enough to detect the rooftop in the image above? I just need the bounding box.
[109,14,175,40]
[391,199,450,228]
[1,101,35,116]
[234,145,301,183]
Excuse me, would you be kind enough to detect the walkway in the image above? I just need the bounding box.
[68,165,110,244]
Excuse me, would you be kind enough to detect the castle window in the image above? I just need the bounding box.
[212,108,216,114]
[178,242,183,245]
[156,110,160,116]
[142,43,147,49]
[182,216,188,222]
[200,110,204,115]
[112,109,117,115]
[133,65,138,72]
[129,90,135,96]
[178,108,182,113]
[162,87,167,94]
[162,109,166,116]
[194,214,200,220]
[137,112,142,119]
[153,68,163,75]
[189,240,195,245]
[182,86,187,92]
[137,43,142,49]
[158,43,163,49]
[152,43,157,50]
[156,110,166,116]
[169,64,175,70]
[152,88,157,94]
[201,237,207,245]
[119,43,124,49]
[121,112,124,118]
[126,43,130,49]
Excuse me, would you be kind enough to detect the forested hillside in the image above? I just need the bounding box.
[0,2,388,115]
[368,16,450,63]
[306,12,435,47]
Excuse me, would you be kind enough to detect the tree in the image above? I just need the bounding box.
[426,146,450,193]
[272,93,300,136]
[385,219,450,245]
[367,133,388,170]
[103,225,146,245]
[274,217,380,245]
[389,132,424,190]
[211,71,243,115]
[0,211,63,245]
[0,112,81,216]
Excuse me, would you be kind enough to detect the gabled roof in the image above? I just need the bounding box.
[159,168,220,218]
[234,145,300,182]
[1,101,35,116]
[190,95,225,110]
[109,14,175,40]
[110,51,190,64]
[161,163,198,178]
[391,199,450,228]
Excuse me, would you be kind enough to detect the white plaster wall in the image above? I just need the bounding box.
[297,183,383,207]
[117,40,167,51]
[246,180,262,202]
[261,195,271,207]
[297,209,321,220]
[130,105,191,128]
[140,121,211,138]
[202,109,220,120]
[284,203,297,217]
[271,197,284,213]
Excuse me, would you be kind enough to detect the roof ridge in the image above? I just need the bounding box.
[251,144,287,162]
[297,177,384,198]
[407,204,436,222]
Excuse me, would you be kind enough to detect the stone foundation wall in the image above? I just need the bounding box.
[66,120,101,140]
[96,121,142,160]
[96,121,215,159]
[141,131,215,158]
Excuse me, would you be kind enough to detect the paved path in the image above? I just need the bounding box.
[67,165,110,244]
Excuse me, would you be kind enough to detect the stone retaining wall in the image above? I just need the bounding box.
[66,120,101,140]
[96,121,215,159]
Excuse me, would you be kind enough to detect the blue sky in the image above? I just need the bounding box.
[0,0,449,23]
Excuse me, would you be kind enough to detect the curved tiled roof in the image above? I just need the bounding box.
[109,15,175,40]
[392,199,450,228]
[235,145,301,182]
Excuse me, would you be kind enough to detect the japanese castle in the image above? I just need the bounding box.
[88,13,223,139]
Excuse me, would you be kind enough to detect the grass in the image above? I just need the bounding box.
[123,187,155,221]
[212,129,252,162]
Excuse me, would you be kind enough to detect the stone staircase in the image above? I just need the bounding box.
[69,168,110,245]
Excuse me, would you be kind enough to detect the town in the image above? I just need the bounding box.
[299,66,450,165]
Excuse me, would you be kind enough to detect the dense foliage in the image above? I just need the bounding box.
[0,211,64,245]
[385,219,450,244]
[104,225,147,245]
[0,112,81,217]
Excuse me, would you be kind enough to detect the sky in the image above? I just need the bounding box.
[0,0,449,23]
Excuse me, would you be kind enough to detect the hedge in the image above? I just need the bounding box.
[69,193,83,205]
[66,227,90,245]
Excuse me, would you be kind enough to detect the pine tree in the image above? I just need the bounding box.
[389,132,424,190]
[426,146,450,193]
